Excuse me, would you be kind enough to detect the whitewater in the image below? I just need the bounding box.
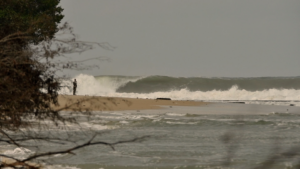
[2,74,300,169]
[59,74,300,106]
[3,103,300,169]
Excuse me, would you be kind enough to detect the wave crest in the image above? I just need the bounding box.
[58,74,300,102]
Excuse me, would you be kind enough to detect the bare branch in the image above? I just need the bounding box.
[0,129,21,147]
[21,135,150,162]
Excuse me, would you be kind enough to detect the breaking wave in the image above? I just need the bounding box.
[58,74,300,102]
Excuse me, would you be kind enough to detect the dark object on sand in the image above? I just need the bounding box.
[156,98,171,100]
[231,102,245,104]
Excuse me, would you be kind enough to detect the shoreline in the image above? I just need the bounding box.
[53,95,207,111]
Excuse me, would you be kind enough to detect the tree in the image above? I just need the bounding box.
[0,1,143,168]
[0,0,64,44]
[0,0,64,130]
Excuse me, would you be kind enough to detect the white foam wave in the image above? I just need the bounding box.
[59,74,111,95]
[58,74,300,104]
[44,164,82,169]
[3,147,34,160]
[94,75,141,92]
[4,147,33,155]
[166,121,197,125]
[79,122,111,130]
[59,74,141,96]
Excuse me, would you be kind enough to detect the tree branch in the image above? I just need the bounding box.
[21,135,150,162]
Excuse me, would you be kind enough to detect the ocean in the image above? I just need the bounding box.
[2,74,300,169]
[60,74,300,106]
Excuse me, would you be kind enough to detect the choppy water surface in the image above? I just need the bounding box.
[2,103,300,169]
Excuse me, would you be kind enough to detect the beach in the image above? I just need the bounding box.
[11,75,300,169]
[3,94,300,169]
[53,95,207,111]
[48,97,300,169]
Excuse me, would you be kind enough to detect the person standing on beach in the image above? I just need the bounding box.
[73,79,77,95]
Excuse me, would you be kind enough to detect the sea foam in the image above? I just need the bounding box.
[58,74,300,105]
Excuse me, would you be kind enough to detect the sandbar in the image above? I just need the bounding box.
[53,95,206,111]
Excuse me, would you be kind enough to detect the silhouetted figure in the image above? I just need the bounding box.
[73,79,77,95]
[45,76,53,94]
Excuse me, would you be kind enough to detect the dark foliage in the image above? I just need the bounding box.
[0,1,145,168]
[0,0,63,44]
[0,0,64,130]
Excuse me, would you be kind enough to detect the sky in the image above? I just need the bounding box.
[58,0,300,77]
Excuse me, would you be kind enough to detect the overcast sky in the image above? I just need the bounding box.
[58,0,300,77]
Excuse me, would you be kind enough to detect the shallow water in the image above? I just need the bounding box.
[2,103,300,169]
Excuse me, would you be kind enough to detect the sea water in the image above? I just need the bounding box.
[2,74,300,168]
[59,74,300,106]
[2,103,300,169]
